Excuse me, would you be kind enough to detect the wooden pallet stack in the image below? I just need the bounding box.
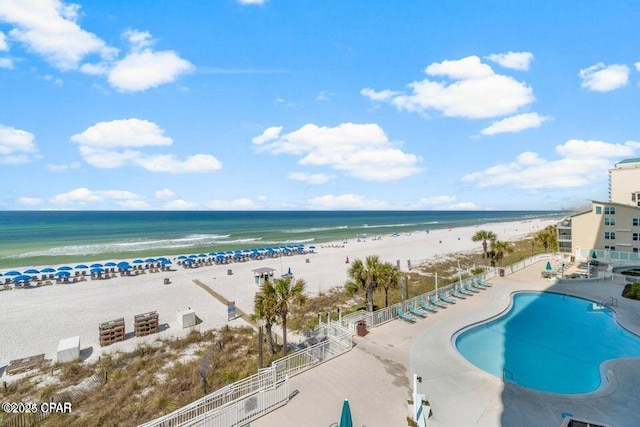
[6,354,45,375]
[99,318,125,347]
[134,311,159,337]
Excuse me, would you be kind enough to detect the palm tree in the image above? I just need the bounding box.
[346,255,383,312]
[264,276,307,357]
[251,286,278,355]
[472,230,497,260]
[377,262,402,307]
[489,240,513,266]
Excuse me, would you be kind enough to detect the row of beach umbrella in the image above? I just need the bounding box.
[1,245,310,279]
[1,257,174,279]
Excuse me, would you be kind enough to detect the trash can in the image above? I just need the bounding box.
[163,278,170,285]
[357,320,367,337]
[227,269,233,275]
[499,268,505,277]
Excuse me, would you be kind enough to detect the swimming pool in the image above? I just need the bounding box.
[454,292,640,394]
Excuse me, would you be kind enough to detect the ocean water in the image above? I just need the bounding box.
[0,210,565,269]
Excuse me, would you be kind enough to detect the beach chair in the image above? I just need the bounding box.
[449,287,466,300]
[438,291,457,304]
[475,278,491,287]
[457,283,474,296]
[463,282,480,293]
[471,279,488,290]
[408,303,427,318]
[396,306,417,323]
[419,298,438,313]
[429,294,448,309]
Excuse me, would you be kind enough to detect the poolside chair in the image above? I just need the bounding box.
[408,303,427,318]
[457,283,474,296]
[396,306,417,323]
[418,298,438,313]
[449,287,466,300]
[438,291,457,304]
[475,278,491,287]
[471,279,488,290]
[463,282,480,293]
[429,294,448,309]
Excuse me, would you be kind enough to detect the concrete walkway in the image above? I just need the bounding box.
[252,260,640,426]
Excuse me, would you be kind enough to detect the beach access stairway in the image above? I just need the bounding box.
[138,253,553,427]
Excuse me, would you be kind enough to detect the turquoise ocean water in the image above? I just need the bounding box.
[0,210,566,269]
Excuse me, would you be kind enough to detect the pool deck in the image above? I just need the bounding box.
[252,261,640,427]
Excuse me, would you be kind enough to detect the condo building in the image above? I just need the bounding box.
[558,158,640,260]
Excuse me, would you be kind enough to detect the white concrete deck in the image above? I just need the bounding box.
[252,260,640,427]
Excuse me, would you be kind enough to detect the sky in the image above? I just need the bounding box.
[1,0,640,211]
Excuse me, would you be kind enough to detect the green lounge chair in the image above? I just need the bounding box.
[457,283,474,296]
[396,306,417,323]
[463,282,480,293]
[419,298,438,313]
[471,279,488,290]
[475,278,491,287]
[439,291,457,304]
[449,288,466,299]
[429,294,448,308]
[408,303,427,318]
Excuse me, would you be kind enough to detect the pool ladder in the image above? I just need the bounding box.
[601,297,618,307]
[502,368,514,383]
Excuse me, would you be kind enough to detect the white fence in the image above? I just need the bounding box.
[140,322,352,427]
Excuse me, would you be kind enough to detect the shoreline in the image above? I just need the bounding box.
[0,217,559,372]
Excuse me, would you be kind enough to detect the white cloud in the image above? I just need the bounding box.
[237,0,266,5]
[480,113,550,136]
[253,123,422,181]
[635,62,640,72]
[107,47,194,92]
[206,198,260,210]
[462,139,639,190]
[447,202,482,210]
[417,195,457,206]
[579,63,629,92]
[118,199,150,209]
[0,0,117,70]
[0,31,8,50]
[288,172,333,184]
[163,199,197,210]
[362,56,534,119]
[49,187,145,206]
[0,57,13,69]
[46,161,80,172]
[486,52,534,71]
[71,118,222,173]
[71,118,172,148]
[17,197,43,206]
[316,91,331,101]
[257,195,267,201]
[155,188,176,199]
[306,194,388,210]
[0,124,38,164]
[43,74,63,86]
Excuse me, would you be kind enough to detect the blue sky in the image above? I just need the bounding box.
[1,0,639,211]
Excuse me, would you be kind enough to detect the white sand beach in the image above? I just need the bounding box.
[0,218,557,372]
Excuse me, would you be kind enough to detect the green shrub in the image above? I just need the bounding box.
[622,283,640,300]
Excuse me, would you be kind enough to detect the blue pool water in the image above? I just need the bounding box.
[454,292,640,394]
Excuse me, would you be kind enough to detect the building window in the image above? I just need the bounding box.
[634,248,639,253]
[634,218,640,227]
[634,233,640,241]
[605,232,616,240]
[633,193,637,202]
[604,217,616,226]
[604,206,616,215]
[605,245,616,251]
[595,206,602,214]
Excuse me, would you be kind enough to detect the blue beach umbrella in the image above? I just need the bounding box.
[75,264,88,269]
[90,267,105,273]
[160,259,172,265]
[198,253,207,258]
[55,271,70,277]
[132,259,144,264]
[5,271,21,276]
[13,275,33,282]
[339,399,353,427]
[145,258,156,263]
[177,255,188,260]
[208,252,217,256]
[57,266,73,271]
[545,261,552,271]
[24,268,40,274]
[41,267,56,273]
[104,262,117,267]
[90,263,103,268]
[117,262,131,270]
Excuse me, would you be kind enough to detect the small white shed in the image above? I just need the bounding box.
[176,308,196,328]
[57,336,80,363]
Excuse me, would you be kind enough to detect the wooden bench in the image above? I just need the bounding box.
[6,354,45,375]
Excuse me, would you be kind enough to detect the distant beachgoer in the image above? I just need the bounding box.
[346,256,349,263]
